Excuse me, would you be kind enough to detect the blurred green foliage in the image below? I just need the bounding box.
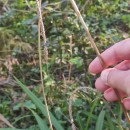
[0,0,130,129]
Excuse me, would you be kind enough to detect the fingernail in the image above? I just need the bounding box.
[88,70,96,76]
[104,88,113,94]
[101,69,110,85]
[101,68,117,85]
[104,88,117,101]
[122,98,130,110]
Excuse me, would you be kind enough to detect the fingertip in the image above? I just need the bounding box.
[122,98,130,110]
[101,68,116,86]
[95,78,109,92]
[104,88,118,102]
[88,69,96,76]
[88,57,103,74]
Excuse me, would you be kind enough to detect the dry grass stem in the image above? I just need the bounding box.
[62,74,67,92]
[70,0,130,125]
[70,0,105,67]
[36,0,53,130]
[0,113,14,128]
[68,35,73,80]
[36,0,47,43]
[36,0,48,63]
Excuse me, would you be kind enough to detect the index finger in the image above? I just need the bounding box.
[89,38,130,74]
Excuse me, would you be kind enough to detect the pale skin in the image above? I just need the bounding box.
[89,38,130,110]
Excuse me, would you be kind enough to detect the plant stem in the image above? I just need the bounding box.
[68,35,73,80]
[70,0,130,125]
[36,0,53,130]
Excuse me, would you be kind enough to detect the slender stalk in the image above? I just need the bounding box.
[70,0,130,125]
[68,35,73,80]
[70,0,105,67]
[0,113,14,128]
[36,0,48,64]
[36,0,53,130]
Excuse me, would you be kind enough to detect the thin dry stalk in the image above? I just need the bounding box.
[70,0,105,67]
[36,0,48,64]
[62,73,67,92]
[69,35,73,56]
[68,35,73,80]
[0,113,14,128]
[36,0,53,130]
[70,0,130,125]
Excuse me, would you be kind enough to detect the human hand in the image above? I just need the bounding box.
[88,38,130,110]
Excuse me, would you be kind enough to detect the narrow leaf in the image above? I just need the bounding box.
[95,110,105,130]
[14,77,64,130]
[31,110,49,130]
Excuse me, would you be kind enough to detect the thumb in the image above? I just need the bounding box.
[101,68,130,96]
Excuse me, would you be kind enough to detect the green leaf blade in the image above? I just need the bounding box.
[14,77,64,130]
[31,110,49,130]
[95,110,105,130]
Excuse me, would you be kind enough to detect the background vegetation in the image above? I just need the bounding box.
[0,0,130,130]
